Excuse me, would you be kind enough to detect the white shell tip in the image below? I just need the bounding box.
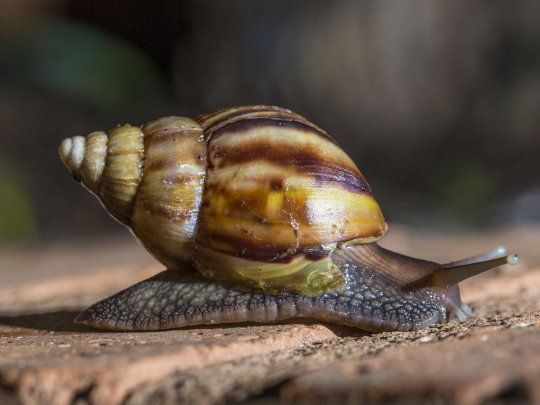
[59,138,72,163]
[506,254,519,265]
[59,136,86,172]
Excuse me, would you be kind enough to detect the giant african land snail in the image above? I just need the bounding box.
[59,105,518,331]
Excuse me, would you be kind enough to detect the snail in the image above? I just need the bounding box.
[59,105,519,332]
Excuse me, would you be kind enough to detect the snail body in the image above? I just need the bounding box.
[60,106,518,331]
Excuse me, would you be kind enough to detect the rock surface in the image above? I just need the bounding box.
[0,226,539,404]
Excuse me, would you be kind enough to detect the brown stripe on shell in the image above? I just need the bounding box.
[206,115,335,143]
[205,110,304,134]
[194,221,300,262]
[197,233,299,263]
[196,216,386,262]
[195,105,292,129]
[206,120,371,195]
[195,105,333,144]
[130,116,206,268]
[197,232,388,263]
[98,125,145,225]
[196,107,387,271]
[208,141,371,195]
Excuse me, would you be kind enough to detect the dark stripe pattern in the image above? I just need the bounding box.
[130,116,207,269]
[193,106,387,294]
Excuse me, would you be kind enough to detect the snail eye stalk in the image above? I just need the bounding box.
[433,246,519,287]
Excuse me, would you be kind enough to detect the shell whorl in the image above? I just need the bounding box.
[191,106,387,294]
[60,118,207,269]
[60,132,109,193]
[60,126,145,224]
[130,117,206,268]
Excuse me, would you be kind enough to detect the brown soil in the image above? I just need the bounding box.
[0,226,539,404]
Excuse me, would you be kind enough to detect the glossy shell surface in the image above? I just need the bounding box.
[193,106,386,294]
[131,117,206,268]
[60,106,387,295]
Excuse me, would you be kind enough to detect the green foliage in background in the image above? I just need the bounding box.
[0,161,37,242]
[1,19,163,111]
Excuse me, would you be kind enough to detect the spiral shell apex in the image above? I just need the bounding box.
[60,126,145,224]
[60,119,205,269]
[60,106,388,295]
[59,133,106,193]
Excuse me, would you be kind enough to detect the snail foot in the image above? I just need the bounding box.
[74,268,443,332]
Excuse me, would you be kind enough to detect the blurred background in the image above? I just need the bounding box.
[0,0,539,246]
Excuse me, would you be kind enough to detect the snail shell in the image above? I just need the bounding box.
[60,105,518,331]
[60,106,386,295]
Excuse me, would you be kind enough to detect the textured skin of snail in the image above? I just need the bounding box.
[60,105,512,332]
[76,245,463,332]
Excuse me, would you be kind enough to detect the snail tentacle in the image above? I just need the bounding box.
[443,246,509,267]
[434,252,519,287]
